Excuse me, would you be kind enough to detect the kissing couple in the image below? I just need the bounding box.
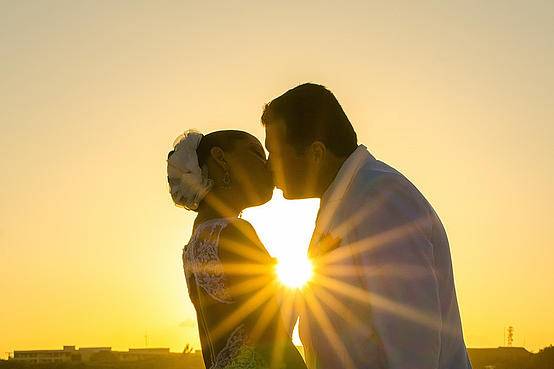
[167,83,472,369]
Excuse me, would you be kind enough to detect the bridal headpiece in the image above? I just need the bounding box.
[167,130,213,210]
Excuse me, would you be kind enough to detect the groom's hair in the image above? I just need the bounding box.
[261,83,357,157]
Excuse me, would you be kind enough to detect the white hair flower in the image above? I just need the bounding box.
[167,130,213,210]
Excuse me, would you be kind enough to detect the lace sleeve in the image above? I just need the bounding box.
[184,219,234,304]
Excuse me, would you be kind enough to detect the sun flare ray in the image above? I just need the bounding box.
[209,282,276,341]
[312,274,448,333]
[302,288,356,369]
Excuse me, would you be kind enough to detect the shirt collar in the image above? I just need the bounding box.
[321,144,373,206]
[312,144,373,242]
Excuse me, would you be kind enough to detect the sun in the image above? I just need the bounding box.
[242,189,319,288]
[276,257,313,289]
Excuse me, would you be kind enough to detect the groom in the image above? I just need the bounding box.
[263,83,472,369]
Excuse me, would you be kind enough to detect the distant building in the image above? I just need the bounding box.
[467,347,533,369]
[12,345,105,364]
[11,346,189,364]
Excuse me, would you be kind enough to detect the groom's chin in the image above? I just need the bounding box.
[280,187,316,200]
[281,191,294,200]
[276,183,308,199]
[281,189,303,200]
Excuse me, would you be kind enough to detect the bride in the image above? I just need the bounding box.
[167,130,307,369]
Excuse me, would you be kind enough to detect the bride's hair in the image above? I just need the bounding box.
[167,130,250,165]
[167,130,252,211]
[196,130,251,166]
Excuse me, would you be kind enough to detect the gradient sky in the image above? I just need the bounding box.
[1,0,553,358]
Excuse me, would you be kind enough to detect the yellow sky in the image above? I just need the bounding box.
[1,0,553,358]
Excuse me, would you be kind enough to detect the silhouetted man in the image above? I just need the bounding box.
[263,83,472,369]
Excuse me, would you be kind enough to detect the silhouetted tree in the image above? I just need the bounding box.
[182,344,193,354]
[530,345,554,369]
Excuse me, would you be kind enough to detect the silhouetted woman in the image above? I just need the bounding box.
[167,130,306,369]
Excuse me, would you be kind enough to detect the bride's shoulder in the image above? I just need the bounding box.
[225,218,256,234]
[218,219,270,261]
[191,218,259,246]
[219,218,260,245]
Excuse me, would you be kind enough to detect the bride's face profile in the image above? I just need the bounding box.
[206,133,274,211]
[227,135,274,208]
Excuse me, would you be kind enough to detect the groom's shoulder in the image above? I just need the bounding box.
[352,159,406,195]
[349,159,430,212]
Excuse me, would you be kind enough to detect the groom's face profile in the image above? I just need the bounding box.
[265,120,313,199]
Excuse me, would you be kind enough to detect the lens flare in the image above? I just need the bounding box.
[276,257,313,288]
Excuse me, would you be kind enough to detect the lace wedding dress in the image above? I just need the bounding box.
[183,218,306,369]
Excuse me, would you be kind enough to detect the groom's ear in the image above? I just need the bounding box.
[210,146,228,169]
[310,141,326,164]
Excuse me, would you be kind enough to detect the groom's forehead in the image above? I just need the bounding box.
[264,121,287,150]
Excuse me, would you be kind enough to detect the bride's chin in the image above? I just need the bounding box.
[250,189,273,207]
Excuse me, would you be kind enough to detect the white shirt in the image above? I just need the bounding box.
[298,145,472,369]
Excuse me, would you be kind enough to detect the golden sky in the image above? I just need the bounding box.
[1,0,553,358]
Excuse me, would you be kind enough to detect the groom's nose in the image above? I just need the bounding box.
[266,154,274,175]
[266,153,285,189]
[266,165,276,186]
